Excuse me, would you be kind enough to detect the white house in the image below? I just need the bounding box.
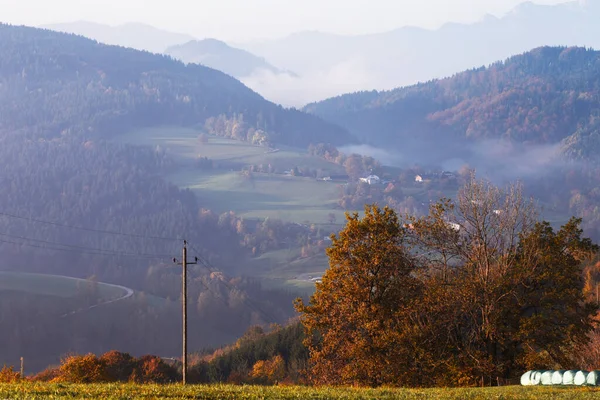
[360,175,381,185]
[448,222,461,231]
[415,175,424,183]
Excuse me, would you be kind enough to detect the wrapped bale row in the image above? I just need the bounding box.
[521,370,600,386]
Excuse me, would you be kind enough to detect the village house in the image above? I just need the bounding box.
[360,175,381,185]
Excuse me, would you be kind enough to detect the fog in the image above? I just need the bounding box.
[241,58,375,107]
[340,140,566,183]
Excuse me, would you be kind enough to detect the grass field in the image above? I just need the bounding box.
[172,170,349,224]
[248,249,329,292]
[0,271,126,300]
[116,126,344,174]
[115,126,349,225]
[2,383,600,399]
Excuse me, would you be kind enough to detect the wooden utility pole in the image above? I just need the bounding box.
[174,240,197,385]
[20,357,23,378]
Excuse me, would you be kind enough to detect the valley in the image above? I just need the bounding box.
[1,7,600,387]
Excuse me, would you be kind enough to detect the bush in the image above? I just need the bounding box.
[99,351,136,382]
[130,355,179,384]
[0,365,20,383]
[250,355,286,385]
[30,366,60,382]
[54,354,109,383]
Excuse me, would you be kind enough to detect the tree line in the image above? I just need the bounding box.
[297,176,599,386]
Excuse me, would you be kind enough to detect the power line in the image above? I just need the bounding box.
[0,211,181,242]
[0,231,175,258]
[0,237,172,260]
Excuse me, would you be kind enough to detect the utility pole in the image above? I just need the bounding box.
[20,357,23,378]
[173,240,197,385]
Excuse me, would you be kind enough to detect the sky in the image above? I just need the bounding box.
[0,0,570,41]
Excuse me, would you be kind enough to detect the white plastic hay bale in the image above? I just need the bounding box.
[551,370,566,385]
[530,370,543,385]
[540,370,553,385]
[587,370,600,386]
[520,370,534,386]
[562,370,577,385]
[574,371,588,386]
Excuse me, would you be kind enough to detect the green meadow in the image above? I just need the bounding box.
[2,383,600,400]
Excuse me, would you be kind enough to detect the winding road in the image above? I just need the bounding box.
[57,278,135,318]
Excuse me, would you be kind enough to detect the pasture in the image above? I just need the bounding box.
[116,126,344,173]
[114,126,349,224]
[248,249,328,292]
[0,271,126,300]
[1,383,600,399]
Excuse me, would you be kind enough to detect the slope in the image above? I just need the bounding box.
[1,24,353,148]
[41,21,194,54]
[305,46,600,165]
[166,39,284,78]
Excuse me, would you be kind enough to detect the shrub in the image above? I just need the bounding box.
[30,366,60,382]
[99,351,136,382]
[54,354,109,383]
[130,355,179,384]
[0,365,20,383]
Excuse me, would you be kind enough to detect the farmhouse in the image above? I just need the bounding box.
[360,175,381,185]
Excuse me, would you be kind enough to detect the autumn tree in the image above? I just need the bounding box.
[409,175,598,384]
[295,205,422,386]
[99,351,136,382]
[250,354,286,384]
[54,354,109,383]
[344,154,365,181]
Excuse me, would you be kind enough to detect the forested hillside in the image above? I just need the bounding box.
[0,24,352,148]
[0,23,312,372]
[0,129,297,373]
[305,46,600,161]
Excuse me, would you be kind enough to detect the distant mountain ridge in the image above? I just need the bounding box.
[165,39,285,78]
[41,21,194,53]
[305,46,600,166]
[238,0,600,105]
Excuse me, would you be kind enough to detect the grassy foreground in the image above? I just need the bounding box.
[1,383,600,400]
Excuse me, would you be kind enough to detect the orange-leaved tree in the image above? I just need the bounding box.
[295,205,423,387]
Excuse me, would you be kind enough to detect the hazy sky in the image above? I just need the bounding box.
[0,0,571,41]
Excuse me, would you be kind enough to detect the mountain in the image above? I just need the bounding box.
[1,24,352,148]
[305,46,600,168]
[41,21,195,53]
[239,0,600,105]
[165,39,285,78]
